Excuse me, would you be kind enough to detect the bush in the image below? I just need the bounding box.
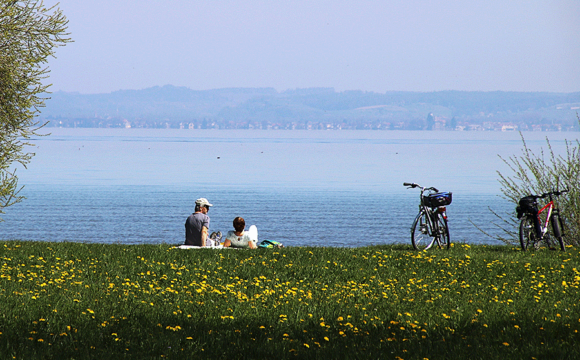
[493,114,580,246]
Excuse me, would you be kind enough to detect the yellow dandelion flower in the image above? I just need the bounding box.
[324,337,329,341]
[503,342,509,346]
[304,343,309,348]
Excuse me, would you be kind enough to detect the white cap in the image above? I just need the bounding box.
[195,198,213,207]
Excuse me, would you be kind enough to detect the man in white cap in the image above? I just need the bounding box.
[184,198,212,246]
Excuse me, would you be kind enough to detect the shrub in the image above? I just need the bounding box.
[492,114,580,246]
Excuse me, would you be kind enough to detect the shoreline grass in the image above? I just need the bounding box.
[0,241,578,359]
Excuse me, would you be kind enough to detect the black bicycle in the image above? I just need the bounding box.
[404,182,452,250]
[517,189,568,251]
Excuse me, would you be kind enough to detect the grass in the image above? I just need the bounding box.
[0,240,578,359]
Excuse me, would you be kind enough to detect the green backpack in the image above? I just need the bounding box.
[258,239,284,248]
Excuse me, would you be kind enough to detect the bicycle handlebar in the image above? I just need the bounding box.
[403,182,439,192]
[528,189,569,199]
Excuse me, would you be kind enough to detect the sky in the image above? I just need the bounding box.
[42,0,580,94]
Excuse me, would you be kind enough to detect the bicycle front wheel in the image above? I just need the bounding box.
[519,216,538,251]
[437,214,450,249]
[411,210,437,250]
[551,213,566,252]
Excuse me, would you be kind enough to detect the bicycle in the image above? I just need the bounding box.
[517,189,568,251]
[404,182,452,250]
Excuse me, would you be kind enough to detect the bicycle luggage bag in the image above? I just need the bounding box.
[518,196,538,215]
[423,192,452,207]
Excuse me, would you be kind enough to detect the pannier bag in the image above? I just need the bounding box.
[517,196,538,218]
[423,192,452,208]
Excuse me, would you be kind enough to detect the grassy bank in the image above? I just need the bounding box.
[0,241,578,359]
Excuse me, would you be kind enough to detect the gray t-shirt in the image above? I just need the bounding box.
[185,212,210,246]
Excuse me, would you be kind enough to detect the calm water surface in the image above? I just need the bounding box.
[1,129,576,246]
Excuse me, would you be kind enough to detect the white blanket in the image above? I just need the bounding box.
[175,244,238,249]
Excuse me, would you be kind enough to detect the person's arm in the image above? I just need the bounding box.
[249,240,257,249]
[201,226,208,247]
[223,238,231,247]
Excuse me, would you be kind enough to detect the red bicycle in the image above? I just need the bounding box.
[517,189,568,251]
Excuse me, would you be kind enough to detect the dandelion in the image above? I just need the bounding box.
[503,342,509,346]
[304,343,310,348]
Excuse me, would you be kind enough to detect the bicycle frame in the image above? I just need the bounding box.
[416,187,439,235]
[535,200,554,239]
[420,198,447,236]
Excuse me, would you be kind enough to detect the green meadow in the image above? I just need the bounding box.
[0,241,578,359]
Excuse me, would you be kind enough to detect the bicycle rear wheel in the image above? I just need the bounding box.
[437,214,450,249]
[519,216,539,251]
[411,210,437,250]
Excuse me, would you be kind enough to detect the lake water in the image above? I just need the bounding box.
[1,128,577,247]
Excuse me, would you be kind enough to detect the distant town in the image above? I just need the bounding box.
[41,86,580,131]
[45,116,579,131]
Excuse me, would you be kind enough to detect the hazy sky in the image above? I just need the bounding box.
[43,0,580,94]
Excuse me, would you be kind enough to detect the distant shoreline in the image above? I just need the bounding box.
[40,85,580,131]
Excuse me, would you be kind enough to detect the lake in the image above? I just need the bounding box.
[1,128,577,247]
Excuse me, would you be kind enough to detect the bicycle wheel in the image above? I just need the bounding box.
[519,216,539,251]
[551,213,566,252]
[411,210,437,250]
[436,214,450,249]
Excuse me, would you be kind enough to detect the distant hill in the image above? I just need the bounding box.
[40,85,580,130]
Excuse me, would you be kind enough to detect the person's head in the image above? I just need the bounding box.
[195,198,212,213]
[233,217,245,232]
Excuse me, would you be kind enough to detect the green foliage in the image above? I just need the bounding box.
[0,241,579,359]
[494,116,580,246]
[0,0,70,217]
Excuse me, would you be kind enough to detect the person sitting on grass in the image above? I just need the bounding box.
[223,217,258,249]
[184,197,213,247]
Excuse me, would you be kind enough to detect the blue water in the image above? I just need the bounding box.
[1,129,576,246]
